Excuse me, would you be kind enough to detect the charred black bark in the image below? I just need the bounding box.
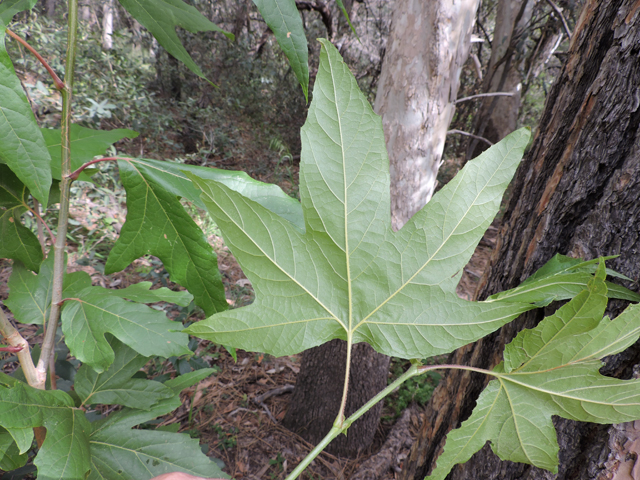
[402,1,640,478]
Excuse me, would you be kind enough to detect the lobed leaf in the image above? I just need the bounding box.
[0,428,28,470]
[428,263,640,479]
[0,25,51,206]
[61,285,190,373]
[75,337,174,410]
[106,159,228,316]
[99,281,193,306]
[117,0,233,83]
[88,370,226,480]
[0,381,91,480]
[185,40,534,358]
[252,0,309,100]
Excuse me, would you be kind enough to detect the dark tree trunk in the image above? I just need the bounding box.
[283,340,389,456]
[401,1,640,479]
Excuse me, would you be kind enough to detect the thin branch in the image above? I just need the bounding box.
[0,307,38,384]
[67,156,129,181]
[454,92,515,104]
[5,28,65,90]
[33,200,46,253]
[447,129,494,146]
[544,0,572,40]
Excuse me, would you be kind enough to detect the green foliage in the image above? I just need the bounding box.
[117,0,233,83]
[252,0,309,100]
[184,41,535,359]
[0,25,51,206]
[428,263,640,478]
[1,2,639,480]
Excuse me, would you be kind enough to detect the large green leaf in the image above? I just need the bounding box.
[5,254,92,325]
[0,0,37,24]
[117,0,232,83]
[252,0,309,100]
[41,125,138,181]
[101,281,193,306]
[428,264,640,479]
[75,337,174,410]
[0,25,51,205]
[105,159,228,316]
[88,369,226,480]
[0,207,42,271]
[0,380,91,480]
[184,40,535,358]
[61,285,191,372]
[0,163,28,207]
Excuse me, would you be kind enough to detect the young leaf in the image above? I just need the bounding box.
[0,207,43,271]
[41,125,138,181]
[106,159,228,316]
[487,254,640,304]
[252,0,309,100]
[184,40,534,359]
[0,381,91,479]
[428,264,640,479]
[0,25,51,206]
[5,254,92,325]
[117,0,233,84]
[61,286,191,373]
[75,337,174,410]
[0,0,37,24]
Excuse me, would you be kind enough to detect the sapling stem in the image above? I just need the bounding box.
[35,0,78,390]
[5,28,65,90]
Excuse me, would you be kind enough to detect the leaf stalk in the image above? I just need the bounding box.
[67,156,130,181]
[5,28,65,90]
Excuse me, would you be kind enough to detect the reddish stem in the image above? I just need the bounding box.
[67,156,130,181]
[6,28,65,91]
[0,345,24,353]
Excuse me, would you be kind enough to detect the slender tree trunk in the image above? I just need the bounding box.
[466,0,533,159]
[101,0,114,51]
[284,0,480,457]
[375,0,481,230]
[401,1,640,478]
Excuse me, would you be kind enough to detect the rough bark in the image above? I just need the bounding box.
[401,1,640,479]
[282,340,389,456]
[284,0,480,457]
[374,0,481,231]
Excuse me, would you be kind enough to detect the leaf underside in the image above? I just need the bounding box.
[428,264,640,479]
[185,40,533,359]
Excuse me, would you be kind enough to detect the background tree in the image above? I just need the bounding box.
[283,0,482,457]
[401,0,640,477]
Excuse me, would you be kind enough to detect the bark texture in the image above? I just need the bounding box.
[282,340,389,456]
[284,0,479,457]
[375,0,481,230]
[401,0,640,479]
